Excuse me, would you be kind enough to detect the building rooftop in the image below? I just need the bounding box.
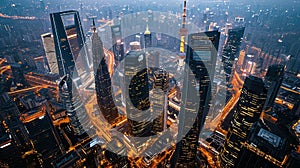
[257,128,281,148]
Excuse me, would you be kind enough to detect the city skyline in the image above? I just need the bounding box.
[0,0,300,167]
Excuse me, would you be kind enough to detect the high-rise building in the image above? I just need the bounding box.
[51,10,91,136]
[20,106,64,165]
[91,19,103,75]
[219,76,267,168]
[144,24,152,48]
[151,69,169,134]
[172,31,220,167]
[92,20,119,124]
[124,50,152,149]
[41,33,58,74]
[264,64,285,110]
[0,92,33,167]
[222,27,245,101]
[111,24,125,62]
[58,75,91,136]
[236,121,289,168]
[50,10,89,79]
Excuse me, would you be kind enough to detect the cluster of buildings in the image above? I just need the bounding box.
[0,0,299,168]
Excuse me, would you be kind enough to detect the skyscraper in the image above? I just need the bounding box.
[92,20,119,124]
[219,76,267,167]
[111,24,125,62]
[20,106,64,165]
[58,75,91,136]
[235,121,289,168]
[264,64,285,110]
[50,10,89,79]
[124,51,152,149]
[151,69,169,134]
[172,31,220,167]
[222,27,245,101]
[51,10,91,136]
[0,92,33,167]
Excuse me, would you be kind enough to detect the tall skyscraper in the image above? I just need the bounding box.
[51,10,91,136]
[92,19,119,124]
[58,75,91,136]
[222,27,245,101]
[144,24,152,48]
[219,76,267,168]
[264,64,285,110]
[41,33,58,74]
[172,31,220,167]
[151,69,169,134]
[124,51,152,149]
[50,10,89,79]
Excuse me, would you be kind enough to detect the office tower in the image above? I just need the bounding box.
[20,107,64,165]
[51,10,91,136]
[172,31,220,167]
[151,69,169,134]
[222,27,245,101]
[111,24,125,62]
[144,24,152,48]
[219,76,267,168]
[92,19,119,124]
[124,51,152,148]
[0,92,33,167]
[41,33,58,74]
[50,10,89,79]
[264,64,285,110]
[236,121,288,168]
[58,75,91,136]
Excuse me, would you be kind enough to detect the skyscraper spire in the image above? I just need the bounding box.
[144,23,151,35]
[92,18,96,33]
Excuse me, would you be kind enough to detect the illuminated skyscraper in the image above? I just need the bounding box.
[124,51,152,149]
[219,76,267,168]
[151,69,169,134]
[41,33,58,74]
[51,10,91,136]
[92,20,119,124]
[172,31,220,167]
[222,27,245,101]
[264,64,285,110]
